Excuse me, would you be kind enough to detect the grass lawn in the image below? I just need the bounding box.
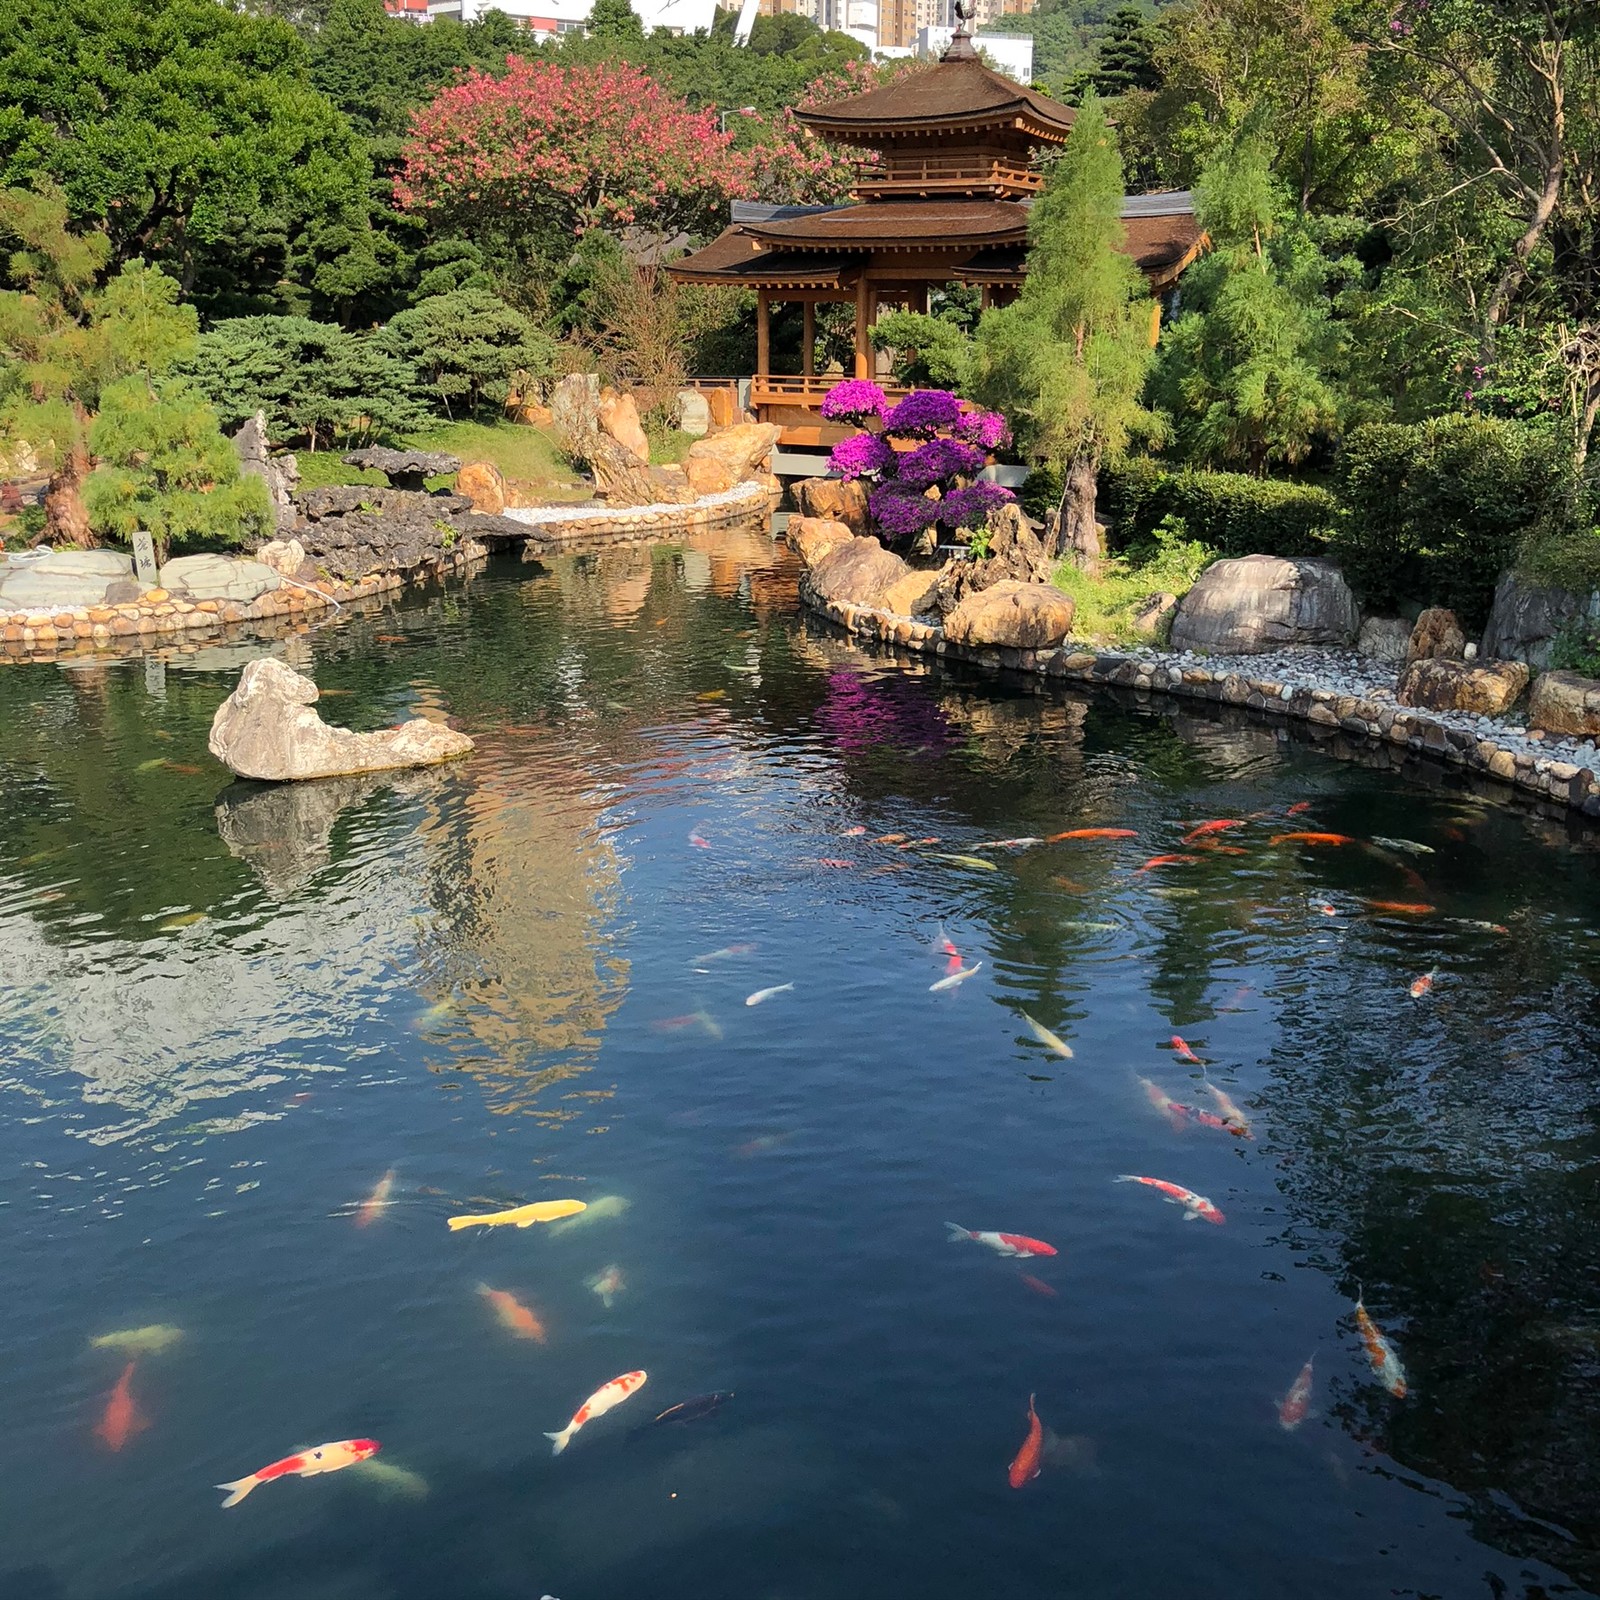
[288,420,591,501]
[1053,525,1216,644]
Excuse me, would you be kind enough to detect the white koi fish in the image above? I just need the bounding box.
[745,982,795,1007]
[930,962,982,993]
[1021,1012,1074,1058]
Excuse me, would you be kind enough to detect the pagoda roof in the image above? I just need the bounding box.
[667,229,866,288]
[957,204,1206,289]
[796,58,1076,145]
[744,199,1031,253]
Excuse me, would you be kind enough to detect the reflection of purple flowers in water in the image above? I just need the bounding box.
[820,380,888,423]
[882,389,964,439]
[816,667,959,760]
[827,431,895,483]
[897,437,987,490]
[940,480,1015,530]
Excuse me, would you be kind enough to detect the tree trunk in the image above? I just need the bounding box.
[43,446,94,550]
[1055,453,1101,570]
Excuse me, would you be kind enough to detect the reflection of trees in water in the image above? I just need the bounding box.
[1262,913,1600,1590]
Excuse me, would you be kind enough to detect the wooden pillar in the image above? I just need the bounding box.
[853,278,872,380]
[756,290,771,381]
[980,284,994,311]
[802,302,815,379]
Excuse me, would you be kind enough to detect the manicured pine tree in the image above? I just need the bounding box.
[975,92,1156,567]
[1092,6,1163,97]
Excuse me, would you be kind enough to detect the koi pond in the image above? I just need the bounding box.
[3,526,1600,1600]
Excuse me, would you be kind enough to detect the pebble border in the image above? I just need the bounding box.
[799,576,1600,820]
[506,480,775,552]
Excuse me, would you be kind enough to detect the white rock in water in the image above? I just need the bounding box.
[208,657,473,782]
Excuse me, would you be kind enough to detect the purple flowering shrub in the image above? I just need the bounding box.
[821,384,1015,544]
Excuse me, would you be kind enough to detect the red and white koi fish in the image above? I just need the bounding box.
[546,1370,648,1455]
[1114,1175,1225,1225]
[930,961,982,993]
[1138,1077,1188,1132]
[936,924,964,974]
[1008,1394,1043,1488]
[1170,1035,1204,1064]
[1286,801,1313,815]
[1135,853,1199,873]
[96,1362,148,1452]
[1182,819,1245,844]
[354,1168,395,1229]
[1203,1081,1253,1139]
[1278,1355,1315,1430]
[842,826,867,836]
[1408,969,1437,999]
[1048,828,1138,841]
[688,828,711,850]
[945,1223,1057,1258]
[1269,831,1356,847]
[1354,1291,1407,1398]
[216,1439,379,1507]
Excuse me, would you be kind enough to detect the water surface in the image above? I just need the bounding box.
[2,527,1599,1600]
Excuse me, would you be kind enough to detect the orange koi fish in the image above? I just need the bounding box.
[1048,828,1137,841]
[478,1284,547,1344]
[1114,1174,1225,1225]
[1366,900,1436,916]
[1008,1394,1044,1488]
[1408,970,1436,999]
[1269,832,1356,847]
[1138,1077,1188,1132]
[354,1168,395,1228]
[216,1439,379,1507]
[1278,1355,1315,1430]
[546,1370,648,1455]
[688,828,711,849]
[1182,819,1244,843]
[1019,1273,1058,1300]
[936,925,964,975]
[1135,853,1199,873]
[1170,1035,1204,1064]
[1286,801,1313,814]
[874,833,908,845]
[1354,1292,1407,1398]
[96,1362,147,1452]
[1203,1081,1253,1139]
[842,826,867,836]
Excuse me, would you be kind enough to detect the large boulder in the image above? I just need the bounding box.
[586,436,694,507]
[706,387,741,430]
[209,658,474,782]
[1528,669,1600,737]
[676,390,711,436]
[1397,657,1529,714]
[1404,606,1466,664]
[255,537,309,581]
[0,548,135,610]
[944,580,1075,649]
[548,373,601,449]
[598,389,650,464]
[1481,569,1598,668]
[158,553,281,603]
[786,516,854,569]
[1357,616,1411,664]
[933,503,1052,615]
[232,411,298,532]
[684,423,779,492]
[808,536,916,611]
[793,476,870,534]
[1168,555,1358,655]
[456,460,507,516]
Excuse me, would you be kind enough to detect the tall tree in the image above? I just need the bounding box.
[975,93,1157,565]
[1093,5,1163,96]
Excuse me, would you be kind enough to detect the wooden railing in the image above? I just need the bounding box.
[853,153,1042,196]
[751,375,910,410]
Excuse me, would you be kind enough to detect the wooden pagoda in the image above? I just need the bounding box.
[667,28,1207,432]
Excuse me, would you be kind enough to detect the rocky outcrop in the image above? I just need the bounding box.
[456,460,507,515]
[676,390,711,436]
[807,536,917,612]
[682,423,780,497]
[1404,607,1466,664]
[232,412,299,532]
[706,387,741,430]
[585,435,695,508]
[0,549,134,610]
[598,391,650,463]
[1357,616,1410,664]
[342,446,460,491]
[158,553,281,603]
[255,538,310,581]
[209,658,473,782]
[932,504,1052,616]
[944,579,1075,650]
[786,516,854,568]
[1481,570,1598,668]
[1528,669,1600,737]
[793,477,869,534]
[880,569,941,618]
[295,485,506,581]
[549,373,601,447]
[1169,555,1359,655]
[1397,657,1529,714]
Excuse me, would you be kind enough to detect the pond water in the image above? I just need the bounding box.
[3,527,1600,1600]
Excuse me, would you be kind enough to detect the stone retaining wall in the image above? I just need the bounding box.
[800,575,1600,820]
[508,480,775,553]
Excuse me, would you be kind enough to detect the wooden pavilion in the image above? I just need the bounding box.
[667,27,1207,435]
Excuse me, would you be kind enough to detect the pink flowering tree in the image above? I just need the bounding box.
[396,59,753,253]
[823,383,1014,545]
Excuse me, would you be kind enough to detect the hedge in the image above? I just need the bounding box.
[1101,461,1338,559]
[1329,415,1571,630]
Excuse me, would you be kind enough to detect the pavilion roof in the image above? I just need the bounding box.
[958,209,1206,289]
[796,58,1077,145]
[743,199,1031,253]
[666,229,866,288]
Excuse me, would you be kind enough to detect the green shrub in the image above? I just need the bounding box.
[1330,416,1571,629]
[1053,515,1217,644]
[1100,460,1337,558]
[1516,526,1600,595]
[1548,619,1600,678]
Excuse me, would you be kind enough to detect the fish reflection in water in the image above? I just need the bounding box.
[351,1458,431,1499]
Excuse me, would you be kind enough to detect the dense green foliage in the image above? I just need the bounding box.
[1331,416,1570,628]
[378,288,555,419]
[1102,458,1338,557]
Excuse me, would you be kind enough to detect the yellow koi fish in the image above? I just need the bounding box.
[447,1199,586,1233]
[1021,1012,1074,1059]
[89,1324,184,1356]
